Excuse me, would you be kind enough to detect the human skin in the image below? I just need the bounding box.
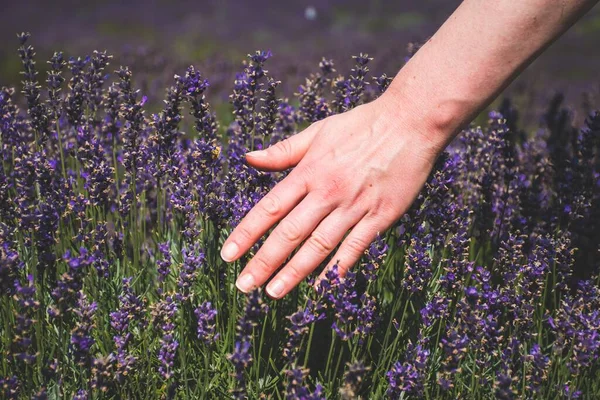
[221,0,599,299]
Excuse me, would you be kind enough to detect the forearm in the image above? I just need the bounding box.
[382,0,598,153]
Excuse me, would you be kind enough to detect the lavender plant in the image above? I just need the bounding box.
[0,33,599,399]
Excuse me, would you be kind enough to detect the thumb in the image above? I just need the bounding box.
[246,123,320,172]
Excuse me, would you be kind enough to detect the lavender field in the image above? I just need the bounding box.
[1,2,600,399]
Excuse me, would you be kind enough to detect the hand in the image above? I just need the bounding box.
[220,94,442,299]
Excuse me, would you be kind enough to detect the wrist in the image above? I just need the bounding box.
[376,80,458,159]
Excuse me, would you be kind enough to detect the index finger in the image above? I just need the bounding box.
[220,169,308,263]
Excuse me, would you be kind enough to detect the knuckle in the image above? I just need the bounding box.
[278,218,303,242]
[274,140,292,157]
[336,263,350,277]
[307,231,335,255]
[345,235,369,256]
[236,225,253,241]
[372,199,399,220]
[252,256,272,276]
[340,193,365,212]
[285,263,304,280]
[320,177,345,202]
[297,162,316,181]
[260,194,281,217]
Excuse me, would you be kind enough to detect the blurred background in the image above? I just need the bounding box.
[1,0,599,121]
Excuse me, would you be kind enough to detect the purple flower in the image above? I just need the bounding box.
[70,292,97,367]
[283,299,324,365]
[420,152,460,244]
[0,376,19,399]
[271,100,299,145]
[229,340,252,398]
[437,327,469,389]
[46,51,66,122]
[228,289,269,399]
[524,343,550,394]
[494,373,517,400]
[329,53,373,114]
[184,65,217,141]
[402,226,432,293]
[318,265,380,342]
[110,277,145,382]
[12,274,40,365]
[563,384,583,399]
[84,50,112,117]
[34,198,60,278]
[152,295,179,380]
[158,334,179,381]
[150,73,185,178]
[75,124,115,207]
[285,367,326,400]
[72,389,89,400]
[17,32,50,144]
[49,248,94,318]
[331,75,350,115]
[110,277,145,332]
[100,81,120,152]
[387,341,430,399]
[254,77,281,149]
[319,266,359,340]
[11,147,44,242]
[156,242,172,282]
[451,266,504,369]
[90,222,111,278]
[345,53,372,110]
[194,301,218,345]
[297,58,334,123]
[355,293,379,341]
[361,235,388,282]
[169,166,200,243]
[0,87,25,165]
[90,355,115,394]
[0,245,21,295]
[340,361,369,400]
[420,295,450,329]
[230,50,272,140]
[231,73,252,135]
[373,73,392,94]
[117,66,147,175]
[187,137,225,224]
[65,55,90,127]
[549,280,600,375]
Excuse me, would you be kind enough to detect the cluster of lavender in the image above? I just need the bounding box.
[0,33,599,399]
[227,290,268,399]
[315,238,385,343]
[282,299,325,399]
[381,105,600,398]
[109,277,145,382]
[152,295,179,381]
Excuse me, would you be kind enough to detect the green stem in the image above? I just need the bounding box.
[255,311,269,386]
[324,331,337,379]
[303,323,316,367]
[332,342,345,384]
[56,121,67,179]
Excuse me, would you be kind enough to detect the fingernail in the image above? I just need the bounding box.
[246,150,267,158]
[221,242,239,262]
[266,279,285,298]
[236,274,255,293]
